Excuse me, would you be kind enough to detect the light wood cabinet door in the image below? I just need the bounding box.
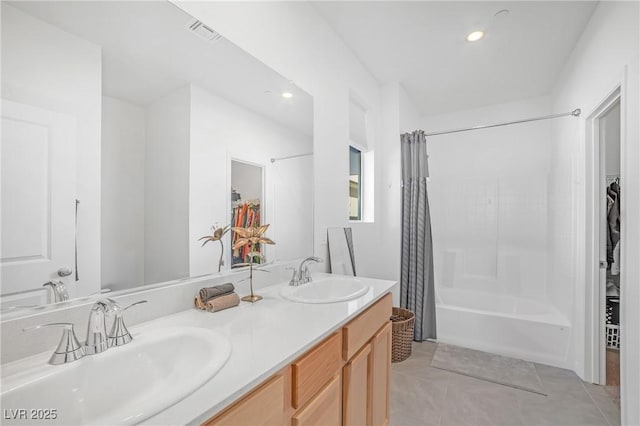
[370,322,392,426]
[343,343,371,426]
[292,375,341,426]
[292,332,341,409]
[207,375,285,426]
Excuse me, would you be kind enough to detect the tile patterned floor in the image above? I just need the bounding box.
[390,342,621,426]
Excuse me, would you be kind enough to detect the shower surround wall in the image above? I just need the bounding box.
[425,96,553,299]
[423,95,572,367]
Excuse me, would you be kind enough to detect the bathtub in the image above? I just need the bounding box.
[435,287,572,368]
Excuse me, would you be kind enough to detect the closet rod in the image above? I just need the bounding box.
[424,108,581,137]
[270,152,313,163]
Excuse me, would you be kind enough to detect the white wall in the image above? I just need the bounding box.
[145,86,191,285]
[101,96,146,291]
[1,4,102,298]
[173,1,384,280]
[271,155,314,263]
[548,2,639,423]
[422,96,554,305]
[375,82,423,305]
[399,85,423,134]
[189,85,313,277]
[621,56,640,426]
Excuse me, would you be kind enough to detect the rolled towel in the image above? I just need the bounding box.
[205,292,240,312]
[199,283,234,302]
[194,295,207,310]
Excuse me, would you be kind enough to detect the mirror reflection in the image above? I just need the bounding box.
[230,160,264,268]
[0,1,314,313]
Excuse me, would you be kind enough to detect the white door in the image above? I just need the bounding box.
[1,99,76,307]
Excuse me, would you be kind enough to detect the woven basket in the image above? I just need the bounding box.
[391,307,415,363]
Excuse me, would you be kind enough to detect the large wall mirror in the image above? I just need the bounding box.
[0,1,314,314]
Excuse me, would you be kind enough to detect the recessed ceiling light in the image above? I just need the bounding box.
[466,31,484,42]
[282,92,293,98]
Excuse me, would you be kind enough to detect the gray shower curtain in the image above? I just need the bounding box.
[400,130,437,341]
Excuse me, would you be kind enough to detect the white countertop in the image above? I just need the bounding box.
[138,273,397,425]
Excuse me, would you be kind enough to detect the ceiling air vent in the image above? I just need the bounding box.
[186,19,223,44]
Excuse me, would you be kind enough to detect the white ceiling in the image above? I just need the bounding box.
[9,1,313,136]
[312,1,598,116]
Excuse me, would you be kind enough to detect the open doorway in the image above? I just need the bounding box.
[586,88,622,410]
[599,99,621,405]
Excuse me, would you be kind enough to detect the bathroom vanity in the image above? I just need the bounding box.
[1,273,396,425]
[206,293,392,426]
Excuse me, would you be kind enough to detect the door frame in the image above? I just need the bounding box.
[227,157,267,268]
[585,87,621,385]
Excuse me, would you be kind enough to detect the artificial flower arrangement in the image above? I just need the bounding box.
[199,224,231,272]
[231,224,275,302]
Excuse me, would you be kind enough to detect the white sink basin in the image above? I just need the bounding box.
[280,276,370,303]
[1,326,231,425]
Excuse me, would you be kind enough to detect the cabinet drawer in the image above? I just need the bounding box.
[207,375,285,426]
[292,374,341,426]
[342,293,392,361]
[292,332,341,409]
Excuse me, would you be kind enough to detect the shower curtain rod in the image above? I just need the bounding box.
[424,108,581,137]
[270,152,313,163]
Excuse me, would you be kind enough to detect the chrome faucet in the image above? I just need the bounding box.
[289,257,323,286]
[23,298,147,365]
[43,281,69,303]
[85,299,116,354]
[85,298,147,352]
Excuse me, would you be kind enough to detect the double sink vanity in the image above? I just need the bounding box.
[1,270,396,425]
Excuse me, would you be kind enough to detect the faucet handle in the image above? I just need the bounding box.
[108,300,147,347]
[123,300,148,311]
[23,323,85,365]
